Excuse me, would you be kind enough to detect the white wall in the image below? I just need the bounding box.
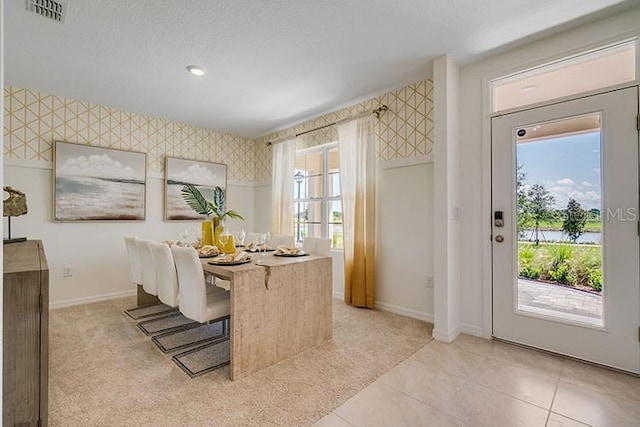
[375,161,434,321]
[252,184,272,233]
[3,163,256,307]
[458,6,640,337]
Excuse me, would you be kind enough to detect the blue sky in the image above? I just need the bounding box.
[517,132,601,210]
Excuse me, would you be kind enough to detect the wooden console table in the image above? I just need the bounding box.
[3,240,49,427]
[202,254,332,380]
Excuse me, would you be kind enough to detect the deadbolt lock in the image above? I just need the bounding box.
[495,235,504,243]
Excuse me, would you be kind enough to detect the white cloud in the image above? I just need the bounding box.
[58,154,138,180]
[550,186,569,194]
[546,178,600,210]
[172,164,221,186]
[557,178,574,186]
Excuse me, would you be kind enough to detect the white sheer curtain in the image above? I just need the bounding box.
[338,117,376,308]
[271,137,296,235]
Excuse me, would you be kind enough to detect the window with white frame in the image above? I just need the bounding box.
[492,39,636,112]
[293,143,342,249]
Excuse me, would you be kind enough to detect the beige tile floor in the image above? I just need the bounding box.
[314,334,640,427]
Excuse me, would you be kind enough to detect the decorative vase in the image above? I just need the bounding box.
[214,219,236,253]
[201,219,213,246]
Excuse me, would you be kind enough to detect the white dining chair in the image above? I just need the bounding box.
[124,236,142,287]
[302,237,332,256]
[138,238,159,296]
[244,232,263,245]
[149,240,179,308]
[171,246,231,327]
[269,234,295,248]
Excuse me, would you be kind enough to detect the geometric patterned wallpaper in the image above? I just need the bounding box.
[3,86,257,182]
[4,78,433,184]
[255,78,434,181]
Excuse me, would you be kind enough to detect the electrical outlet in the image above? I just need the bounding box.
[63,266,72,278]
[425,275,433,288]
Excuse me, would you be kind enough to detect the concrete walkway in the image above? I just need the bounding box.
[518,278,602,325]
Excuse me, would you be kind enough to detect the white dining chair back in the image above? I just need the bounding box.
[302,237,331,256]
[138,238,158,296]
[244,232,263,245]
[124,236,142,286]
[149,241,179,308]
[269,234,295,248]
[171,246,230,324]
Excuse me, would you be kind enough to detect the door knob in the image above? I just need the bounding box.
[495,235,504,243]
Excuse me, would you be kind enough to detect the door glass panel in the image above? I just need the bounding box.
[515,113,603,327]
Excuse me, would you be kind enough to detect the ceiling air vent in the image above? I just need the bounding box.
[26,0,67,23]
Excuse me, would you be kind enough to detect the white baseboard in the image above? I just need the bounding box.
[374,301,433,323]
[50,289,136,310]
[432,325,462,343]
[332,290,433,323]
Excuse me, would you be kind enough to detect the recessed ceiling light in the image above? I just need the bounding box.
[186,65,206,76]
[521,84,538,92]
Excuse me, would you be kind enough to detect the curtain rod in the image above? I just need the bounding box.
[266,105,388,146]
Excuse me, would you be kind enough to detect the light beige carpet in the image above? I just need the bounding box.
[49,297,432,426]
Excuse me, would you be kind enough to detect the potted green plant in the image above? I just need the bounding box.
[181,184,244,249]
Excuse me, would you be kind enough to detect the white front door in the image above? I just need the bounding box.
[491,86,640,373]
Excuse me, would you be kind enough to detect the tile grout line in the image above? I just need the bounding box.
[374,378,468,425]
[427,341,560,412]
[331,410,356,427]
[558,359,640,404]
[545,362,564,426]
[404,341,561,420]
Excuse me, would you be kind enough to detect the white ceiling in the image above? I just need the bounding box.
[4,0,637,138]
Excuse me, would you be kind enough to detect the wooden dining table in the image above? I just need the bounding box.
[201,253,333,380]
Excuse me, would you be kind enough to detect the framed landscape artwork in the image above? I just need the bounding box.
[165,157,227,220]
[54,141,146,221]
